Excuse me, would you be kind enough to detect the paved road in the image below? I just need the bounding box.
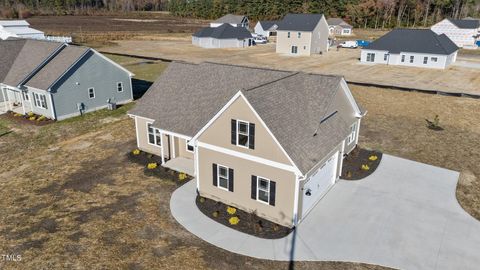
[170,154,480,269]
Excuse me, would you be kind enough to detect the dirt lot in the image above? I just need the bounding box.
[101,37,480,96]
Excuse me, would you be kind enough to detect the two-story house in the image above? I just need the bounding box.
[275,13,330,56]
[129,62,365,227]
[431,18,480,49]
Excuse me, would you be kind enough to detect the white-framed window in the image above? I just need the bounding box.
[297,32,301,38]
[287,32,290,38]
[88,87,95,99]
[366,53,375,62]
[117,82,123,92]
[186,140,194,152]
[409,55,414,63]
[237,120,249,147]
[431,57,438,62]
[147,123,161,146]
[22,92,29,101]
[33,93,47,109]
[347,122,357,144]
[257,177,270,204]
[423,57,428,64]
[291,45,298,54]
[401,55,405,62]
[217,165,229,191]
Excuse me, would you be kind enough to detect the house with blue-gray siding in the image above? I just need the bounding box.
[0,38,133,120]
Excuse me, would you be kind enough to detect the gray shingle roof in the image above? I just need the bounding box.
[0,39,26,81]
[365,29,459,55]
[259,21,279,31]
[193,23,252,39]
[130,62,357,174]
[213,14,247,25]
[327,18,352,28]
[277,13,324,32]
[3,39,63,87]
[448,18,480,29]
[24,45,90,90]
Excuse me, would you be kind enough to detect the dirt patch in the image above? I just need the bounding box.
[67,231,87,241]
[1,111,54,126]
[341,148,383,180]
[196,195,293,239]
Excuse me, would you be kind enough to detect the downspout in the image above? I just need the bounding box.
[47,91,56,120]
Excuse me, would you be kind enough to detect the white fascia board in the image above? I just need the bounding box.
[340,78,365,117]
[92,49,135,77]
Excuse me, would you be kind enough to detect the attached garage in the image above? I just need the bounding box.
[301,151,340,218]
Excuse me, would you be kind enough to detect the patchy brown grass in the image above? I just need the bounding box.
[351,85,480,220]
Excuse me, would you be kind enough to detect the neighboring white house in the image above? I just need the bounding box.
[210,14,249,28]
[192,23,253,48]
[327,18,353,36]
[360,29,459,69]
[276,13,330,56]
[254,21,279,37]
[431,18,480,49]
[0,20,45,40]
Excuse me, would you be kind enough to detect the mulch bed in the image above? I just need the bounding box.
[2,111,54,126]
[341,147,383,180]
[196,196,293,239]
[127,150,193,186]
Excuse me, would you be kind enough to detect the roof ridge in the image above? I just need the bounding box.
[201,61,293,73]
[431,31,448,54]
[243,72,299,92]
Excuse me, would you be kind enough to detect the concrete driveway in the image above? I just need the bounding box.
[170,154,480,269]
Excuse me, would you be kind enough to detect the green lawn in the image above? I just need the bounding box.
[104,53,168,82]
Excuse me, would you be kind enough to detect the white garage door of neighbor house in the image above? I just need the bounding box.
[301,151,339,218]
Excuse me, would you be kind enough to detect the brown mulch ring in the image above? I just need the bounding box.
[341,147,383,180]
[127,150,193,186]
[2,111,54,126]
[196,196,293,239]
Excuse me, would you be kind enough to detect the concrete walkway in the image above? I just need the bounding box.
[170,154,480,270]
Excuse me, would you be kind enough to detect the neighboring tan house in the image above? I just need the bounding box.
[0,20,45,40]
[327,18,353,36]
[192,23,253,48]
[431,18,480,49]
[360,29,458,69]
[0,39,133,120]
[254,21,279,37]
[129,62,365,228]
[210,14,249,29]
[276,13,330,56]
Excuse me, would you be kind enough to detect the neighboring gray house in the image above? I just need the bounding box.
[0,39,133,120]
[327,18,353,36]
[192,23,253,48]
[360,29,458,69]
[129,61,365,227]
[254,21,279,37]
[276,14,330,56]
[210,14,249,28]
[431,18,480,49]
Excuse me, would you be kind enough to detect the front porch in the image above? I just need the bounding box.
[0,87,32,115]
[163,157,195,176]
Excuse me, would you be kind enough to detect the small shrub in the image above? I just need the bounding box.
[199,197,205,203]
[132,149,141,155]
[229,216,240,225]
[226,206,236,215]
[147,163,158,170]
[28,116,36,121]
[368,155,378,161]
[37,115,46,122]
[212,211,219,218]
[361,164,370,171]
[13,113,22,117]
[27,112,34,117]
[178,173,187,181]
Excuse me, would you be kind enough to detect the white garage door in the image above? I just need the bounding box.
[301,151,339,218]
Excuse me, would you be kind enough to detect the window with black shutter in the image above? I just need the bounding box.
[231,119,237,145]
[252,176,275,206]
[248,123,255,149]
[214,164,232,192]
[212,164,218,187]
[228,168,234,192]
[251,176,257,199]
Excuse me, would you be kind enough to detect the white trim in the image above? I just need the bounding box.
[157,129,191,141]
[146,121,162,147]
[216,164,230,191]
[128,114,155,122]
[195,143,200,190]
[186,139,194,153]
[340,78,364,117]
[339,139,346,178]
[88,87,95,99]
[236,119,250,148]
[190,91,303,176]
[293,174,300,226]
[256,176,270,205]
[92,49,135,77]
[198,142,300,175]
[355,118,361,145]
[0,87,6,113]
[47,92,56,119]
[160,131,165,164]
[171,136,176,158]
[134,116,140,148]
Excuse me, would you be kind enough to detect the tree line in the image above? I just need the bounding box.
[1,0,479,28]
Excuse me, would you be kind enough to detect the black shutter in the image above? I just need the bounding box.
[228,168,234,192]
[249,123,255,149]
[231,119,237,145]
[212,163,217,187]
[251,175,257,200]
[269,181,276,206]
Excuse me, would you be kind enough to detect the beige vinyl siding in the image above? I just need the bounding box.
[276,30,313,56]
[198,96,293,166]
[332,84,359,154]
[198,146,297,227]
[177,137,194,159]
[135,116,169,159]
[310,16,329,54]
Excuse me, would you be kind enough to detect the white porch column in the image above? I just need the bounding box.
[20,90,26,115]
[0,87,6,113]
[355,118,362,145]
[159,131,165,164]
